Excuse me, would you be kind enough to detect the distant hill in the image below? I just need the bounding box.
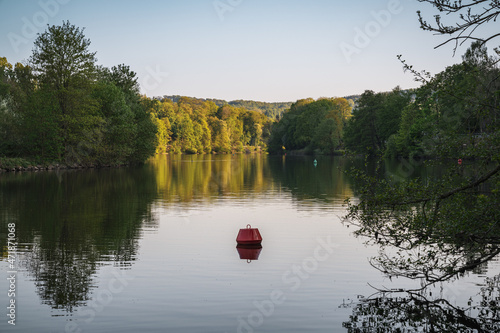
[162,95,292,119]
[162,95,362,119]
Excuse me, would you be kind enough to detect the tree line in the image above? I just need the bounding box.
[0,21,157,166]
[2,21,498,167]
[164,95,293,120]
[0,21,275,167]
[268,97,353,154]
[266,43,499,161]
[343,42,500,160]
[145,96,273,154]
[343,2,500,330]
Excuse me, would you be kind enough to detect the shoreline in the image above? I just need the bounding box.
[0,150,263,173]
[0,162,129,174]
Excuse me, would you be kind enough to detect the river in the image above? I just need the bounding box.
[0,154,498,332]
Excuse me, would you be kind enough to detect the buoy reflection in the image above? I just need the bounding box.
[236,244,263,263]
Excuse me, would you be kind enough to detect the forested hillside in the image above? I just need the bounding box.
[9,21,493,164]
[268,97,352,154]
[0,22,278,169]
[343,87,413,155]
[163,95,360,121]
[163,95,292,119]
[8,21,494,165]
[146,96,273,154]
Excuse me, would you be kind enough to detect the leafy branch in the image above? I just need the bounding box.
[417,0,500,53]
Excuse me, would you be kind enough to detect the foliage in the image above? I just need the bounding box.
[343,88,413,155]
[268,97,352,154]
[164,95,293,120]
[389,42,500,159]
[0,157,32,169]
[228,99,293,120]
[91,82,134,164]
[344,1,500,323]
[165,95,361,121]
[29,21,97,88]
[344,42,500,333]
[0,22,157,165]
[148,96,273,154]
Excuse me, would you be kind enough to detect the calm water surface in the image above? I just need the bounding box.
[0,155,498,332]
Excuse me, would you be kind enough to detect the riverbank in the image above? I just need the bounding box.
[0,157,129,173]
[0,150,265,173]
[281,149,346,156]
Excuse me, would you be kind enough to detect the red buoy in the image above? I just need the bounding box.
[236,224,262,245]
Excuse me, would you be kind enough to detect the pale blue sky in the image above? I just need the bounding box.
[0,0,489,102]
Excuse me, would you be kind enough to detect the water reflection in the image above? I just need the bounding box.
[150,154,356,209]
[150,154,273,203]
[0,154,496,333]
[343,157,500,332]
[0,167,158,312]
[0,155,354,314]
[268,155,354,205]
[236,245,263,262]
[343,274,500,332]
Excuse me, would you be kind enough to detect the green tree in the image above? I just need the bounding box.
[101,64,140,97]
[0,59,19,156]
[92,82,136,164]
[344,89,412,155]
[175,114,197,154]
[103,66,158,164]
[21,88,63,160]
[29,21,100,162]
[268,98,350,154]
[345,2,500,312]
[311,118,340,154]
[343,91,383,154]
[154,116,172,154]
[198,119,212,153]
[130,100,157,162]
[1,23,157,165]
[376,87,410,144]
[390,42,500,158]
[30,21,96,89]
[209,117,231,153]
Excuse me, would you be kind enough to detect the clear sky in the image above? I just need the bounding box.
[0,0,483,102]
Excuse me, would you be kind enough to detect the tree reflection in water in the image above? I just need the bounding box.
[22,235,98,312]
[0,167,158,312]
[342,231,500,332]
[343,159,500,332]
[343,275,499,332]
